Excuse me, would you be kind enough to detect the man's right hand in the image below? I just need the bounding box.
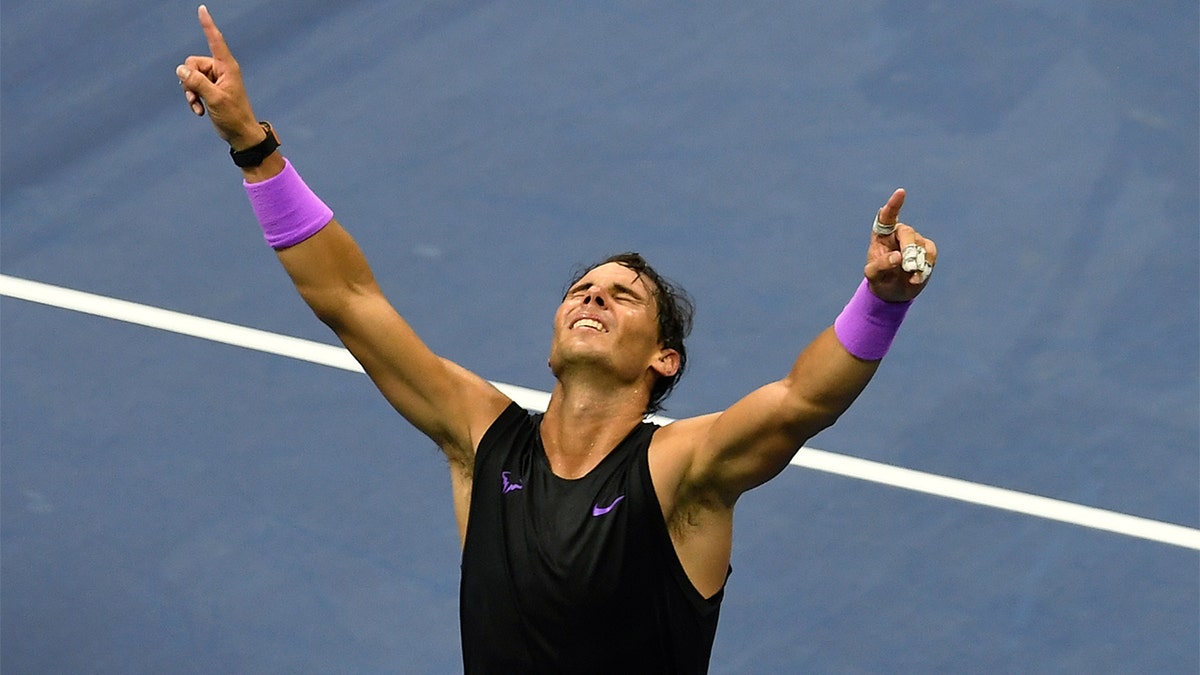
[176,5,265,151]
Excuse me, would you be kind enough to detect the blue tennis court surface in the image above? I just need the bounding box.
[3,2,1196,672]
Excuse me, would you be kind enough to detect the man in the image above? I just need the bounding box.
[177,5,937,672]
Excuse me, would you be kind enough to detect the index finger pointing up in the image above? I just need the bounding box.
[877,188,906,226]
[198,5,234,61]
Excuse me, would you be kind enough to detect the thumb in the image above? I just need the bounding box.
[176,64,214,93]
[176,64,215,114]
[865,250,902,279]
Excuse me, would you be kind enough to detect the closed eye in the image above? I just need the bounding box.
[564,280,648,305]
[611,283,646,304]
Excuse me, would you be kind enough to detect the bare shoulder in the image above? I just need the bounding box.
[652,412,721,451]
[435,358,514,461]
[647,412,724,504]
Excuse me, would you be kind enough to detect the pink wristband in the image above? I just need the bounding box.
[833,279,911,360]
[243,158,333,249]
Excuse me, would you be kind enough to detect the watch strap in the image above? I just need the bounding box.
[230,121,280,168]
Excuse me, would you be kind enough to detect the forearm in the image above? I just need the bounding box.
[782,279,909,430]
[681,192,934,499]
[275,220,382,325]
[683,327,883,499]
[233,145,365,319]
[782,327,880,428]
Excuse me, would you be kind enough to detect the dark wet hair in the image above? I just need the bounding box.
[565,252,694,415]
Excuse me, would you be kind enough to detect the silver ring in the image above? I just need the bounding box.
[900,244,933,283]
[900,244,925,270]
[872,209,897,236]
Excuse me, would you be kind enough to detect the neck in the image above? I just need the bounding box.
[540,379,649,479]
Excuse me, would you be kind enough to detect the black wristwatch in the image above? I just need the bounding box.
[230,121,280,168]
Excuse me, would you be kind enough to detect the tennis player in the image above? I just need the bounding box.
[177,6,937,671]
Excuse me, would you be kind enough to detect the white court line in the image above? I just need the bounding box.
[3,273,1198,551]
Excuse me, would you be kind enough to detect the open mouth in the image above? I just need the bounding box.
[571,318,605,332]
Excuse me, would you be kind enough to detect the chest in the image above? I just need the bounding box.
[462,413,674,619]
[501,454,648,592]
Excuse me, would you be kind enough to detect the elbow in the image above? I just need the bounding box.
[297,286,348,327]
[792,402,842,442]
[779,387,851,442]
[296,281,376,333]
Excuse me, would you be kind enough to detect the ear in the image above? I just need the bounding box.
[650,347,680,378]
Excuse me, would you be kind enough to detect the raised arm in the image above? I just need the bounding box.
[175,6,510,460]
[667,189,938,504]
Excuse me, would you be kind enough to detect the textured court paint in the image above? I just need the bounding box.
[5,273,1195,551]
[3,3,1195,672]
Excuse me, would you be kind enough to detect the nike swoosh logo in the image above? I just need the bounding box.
[591,495,625,517]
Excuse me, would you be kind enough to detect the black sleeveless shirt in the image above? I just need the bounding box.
[460,402,725,673]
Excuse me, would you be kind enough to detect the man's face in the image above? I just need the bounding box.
[548,262,678,385]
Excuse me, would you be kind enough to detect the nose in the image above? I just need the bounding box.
[583,289,606,308]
